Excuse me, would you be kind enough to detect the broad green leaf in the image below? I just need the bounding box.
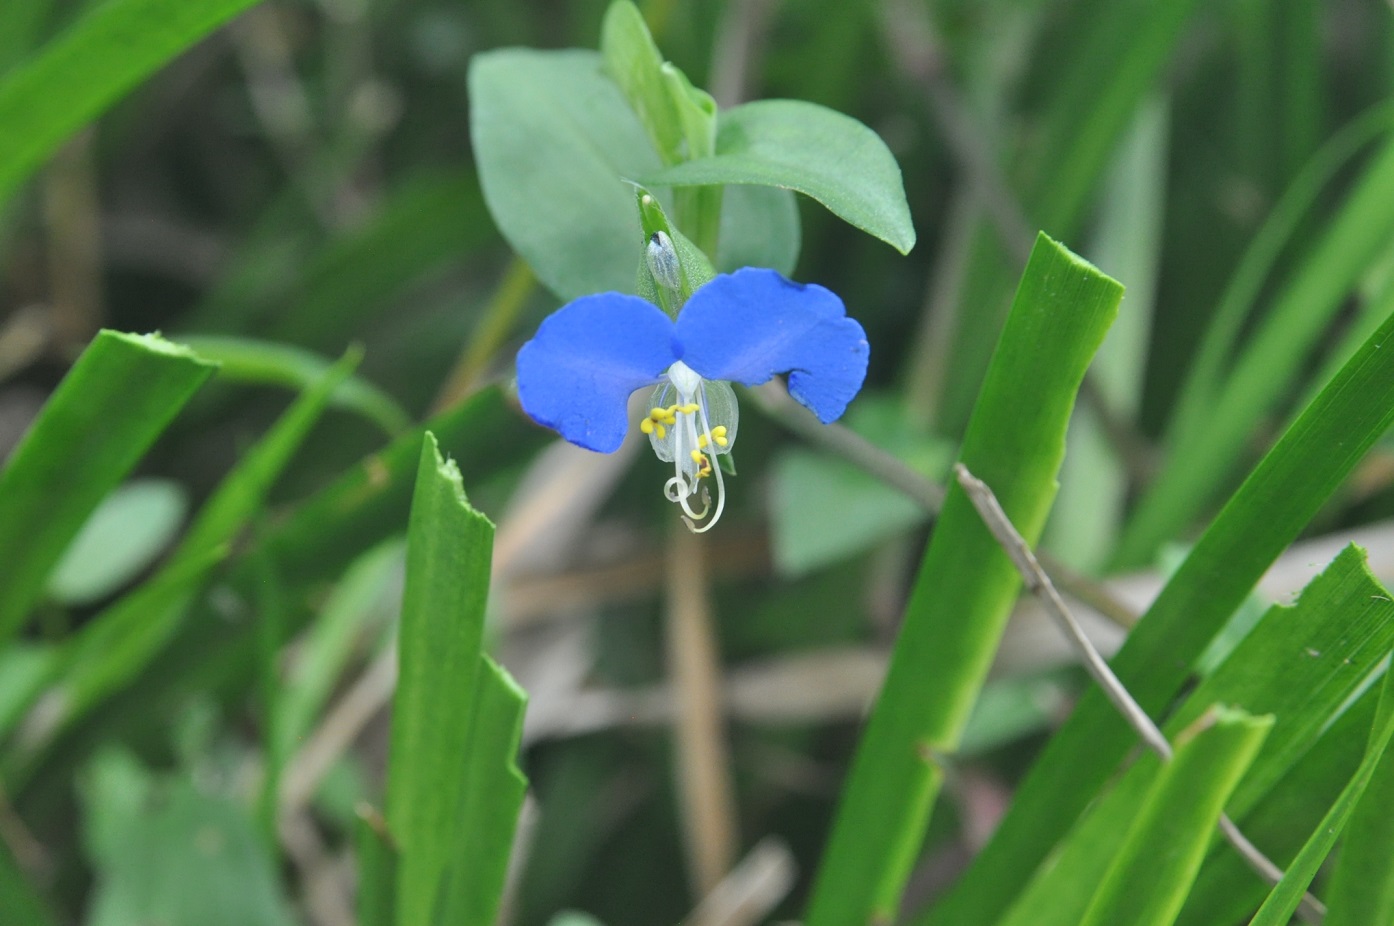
[12,351,359,762]
[1078,708,1272,926]
[0,0,50,75]
[921,295,1394,926]
[81,749,297,926]
[997,545,1393,926]
[1117,132,1394,567]
[0,331,214,644]
[718,183,800,276]
[45,478,188,607]
[387,433,499,926]
[805,235,1122,925]
[181,335,412,436]
[1248,663,1394,926]
[0,0,267,206]
[645,99,916,254]
[470,48,661,300]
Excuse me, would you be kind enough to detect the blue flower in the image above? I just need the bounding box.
[517,266,869,530]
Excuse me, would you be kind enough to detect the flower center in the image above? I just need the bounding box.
[636,361,738,532]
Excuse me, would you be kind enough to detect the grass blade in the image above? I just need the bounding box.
[179,335,412,436]
[1320,674,1394,926]
[1248,664,1394,926]
[1078,707,1272,926]
[0,331,214,644]
[388,433,527,926]
[804,234,1122,925]
[921,298,1394,926]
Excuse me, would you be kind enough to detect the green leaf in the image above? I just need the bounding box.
[45,478,189,607]
[470,48,661,300]
[1248,664,1394,926]
[388,433,524,926]
[1078,708,1272,926]
[645,99,916,254]
[921,279,1394,926]
[81,749,297,926]
[718,183,800,276]
[0,331,215,645]
[0,0,267,206]
[805,234,1122,925]
[180,335,412,436]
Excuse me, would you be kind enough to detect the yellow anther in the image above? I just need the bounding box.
[650,407,669,421]
[691,449,705,464]
[655,424,666,439]
[639,417,654,435]
[698,434,709,449]
[712,425,727,438]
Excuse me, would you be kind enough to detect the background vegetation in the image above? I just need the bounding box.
[3,0,1394,924]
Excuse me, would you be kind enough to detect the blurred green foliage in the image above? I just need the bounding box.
[3,1,1394,925]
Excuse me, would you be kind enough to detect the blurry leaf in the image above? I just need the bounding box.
[1077,708,1272,926]
[0,0,266,206]
[923,275,1394,926]
[806,235,1122,925]
[770,449,925,577]
[81,749,297,926]
[0,331,214,645]
[1249,662,1394,926]
[388,433,526,926]
[10,352,360,765]
[274,539,402,760]
[718,183,800,276]
[0,644,57,735]
[471,48,661,301]
[645,100,916,254]
[181,336,412,436]
[1118,134,1394,567]
[0,842,55,926]
[45,478,188,607]
[0,0,50,75]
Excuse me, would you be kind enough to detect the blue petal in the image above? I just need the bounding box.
[517,292,678,452]
[676,268,869,423]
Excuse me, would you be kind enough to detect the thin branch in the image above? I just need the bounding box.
[954,463,1326,924]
